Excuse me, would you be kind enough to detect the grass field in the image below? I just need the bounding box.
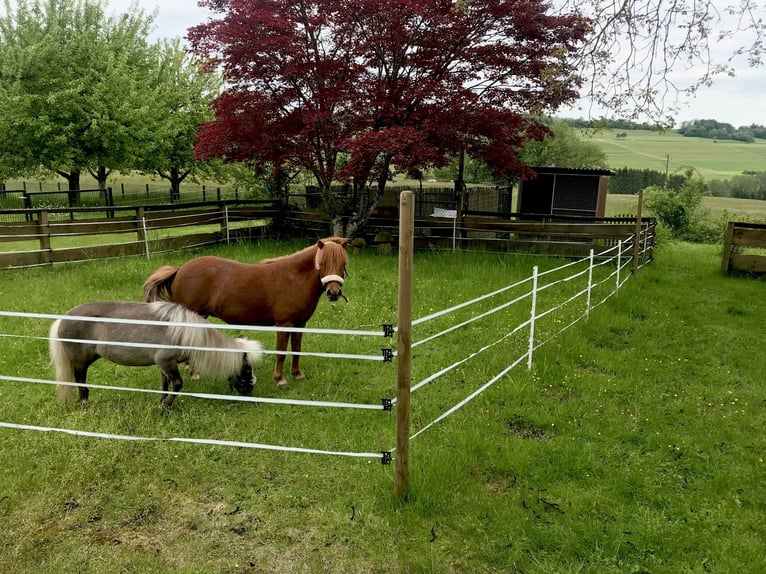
[589,129,766,180]
[605,194,766,223]
[0,237,764,573]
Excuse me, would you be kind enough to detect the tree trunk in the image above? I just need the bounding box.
[57,170,81,205]
[90,166,111,189]
[158,167,188,203]
[331,215,346,237]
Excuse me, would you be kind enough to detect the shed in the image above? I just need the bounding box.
[517,167,615,218]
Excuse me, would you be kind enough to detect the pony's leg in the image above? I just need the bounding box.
[273,331,290,387]
[160,369,183,410]
[290,331,305,381]
[75,367,89,402]
[160,372,171,405]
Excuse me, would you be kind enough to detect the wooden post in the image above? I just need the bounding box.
[395,190,414,499]
[632,189,644,274]
[38,210,51,266]
[136,207,147,251]
[220,204,229,243]
[721,221,735,273]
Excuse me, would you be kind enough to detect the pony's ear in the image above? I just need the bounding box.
[317,237,350,249]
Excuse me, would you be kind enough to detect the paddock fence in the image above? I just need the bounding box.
[721,221,766,274]
[0,183,246,211]
[287,209,656,261]
[0,200,281,268]
[0,191,655,496]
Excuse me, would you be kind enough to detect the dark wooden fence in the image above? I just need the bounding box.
[0,200,281,268]
[286,208,655,260]
[0,186,249,219]
[721,221,766,274]
[1,194,655,268]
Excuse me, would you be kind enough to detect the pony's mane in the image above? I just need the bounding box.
[260,243,316,265]
[260,237,348,266]
[150,302,263,377]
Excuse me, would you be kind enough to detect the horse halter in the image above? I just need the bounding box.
[319,273,345,288]
[317,268,348,302]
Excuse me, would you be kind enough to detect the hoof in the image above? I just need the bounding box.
[276,378,289,388]
[293,371,306,381]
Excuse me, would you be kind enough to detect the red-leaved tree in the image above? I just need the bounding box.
[189,0,589,236]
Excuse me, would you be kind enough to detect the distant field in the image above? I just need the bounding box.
[588,129,766,180]
[606,193,766,222]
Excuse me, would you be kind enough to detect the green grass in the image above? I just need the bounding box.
[606,194,766,223]
[589,129,766,180]
[0,237,764,573]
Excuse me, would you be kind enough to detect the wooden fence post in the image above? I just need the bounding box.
[721,221,735,273]
[632,189,644,274]
[38,209,51,266]
[136,207,147,255]
[220,204,229,243]
[395,190,414,499]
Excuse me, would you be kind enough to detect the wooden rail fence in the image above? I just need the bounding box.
[0,200,281,268]
[1,198,655,269]
[721,221,766,274]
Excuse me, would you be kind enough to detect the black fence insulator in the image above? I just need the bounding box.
[381,348,394,362]
[381,451,392,465]
[381,398,393,411]
[382,323,394,337]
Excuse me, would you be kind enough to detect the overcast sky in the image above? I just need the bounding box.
[110,0,766,128]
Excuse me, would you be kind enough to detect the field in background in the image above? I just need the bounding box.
[605,194,766,222]
[588,129,766,180]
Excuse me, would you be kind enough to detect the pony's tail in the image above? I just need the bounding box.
[49,319,75,402]
[237,338,265,368]
[143,265,179,302]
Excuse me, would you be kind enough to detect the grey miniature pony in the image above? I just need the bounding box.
[50,301,263,409]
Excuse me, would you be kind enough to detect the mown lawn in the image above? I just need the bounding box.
[0,238,764,573]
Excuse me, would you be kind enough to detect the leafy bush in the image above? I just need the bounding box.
[644,167,719,242]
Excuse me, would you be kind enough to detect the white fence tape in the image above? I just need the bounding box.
[0,234,650,460]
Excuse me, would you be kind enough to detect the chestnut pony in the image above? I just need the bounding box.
[143,238,350,386]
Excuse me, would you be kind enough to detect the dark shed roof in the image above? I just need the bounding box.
[527,166,616,177]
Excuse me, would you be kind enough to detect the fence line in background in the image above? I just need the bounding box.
[0,201,279,268]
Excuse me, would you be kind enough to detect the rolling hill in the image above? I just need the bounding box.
[588,129,766,180]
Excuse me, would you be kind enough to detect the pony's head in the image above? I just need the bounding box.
[229,360,254,394]
[229,338,264,395]
[316,237,350,302]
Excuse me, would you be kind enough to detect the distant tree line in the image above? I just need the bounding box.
[556,117,766,142]
[608,167,766,201]
[608,168,685,195]
[708,172,766,200]
[678,120,766,143]
[556,118,660,131]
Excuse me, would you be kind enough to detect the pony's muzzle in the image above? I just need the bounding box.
[326,286,347,302]
[321,274,347,303]
[229,363,255,395]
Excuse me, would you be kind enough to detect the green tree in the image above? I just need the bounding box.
[0,0,156,191]
[518,124,609,169]
[135,39,220,201]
